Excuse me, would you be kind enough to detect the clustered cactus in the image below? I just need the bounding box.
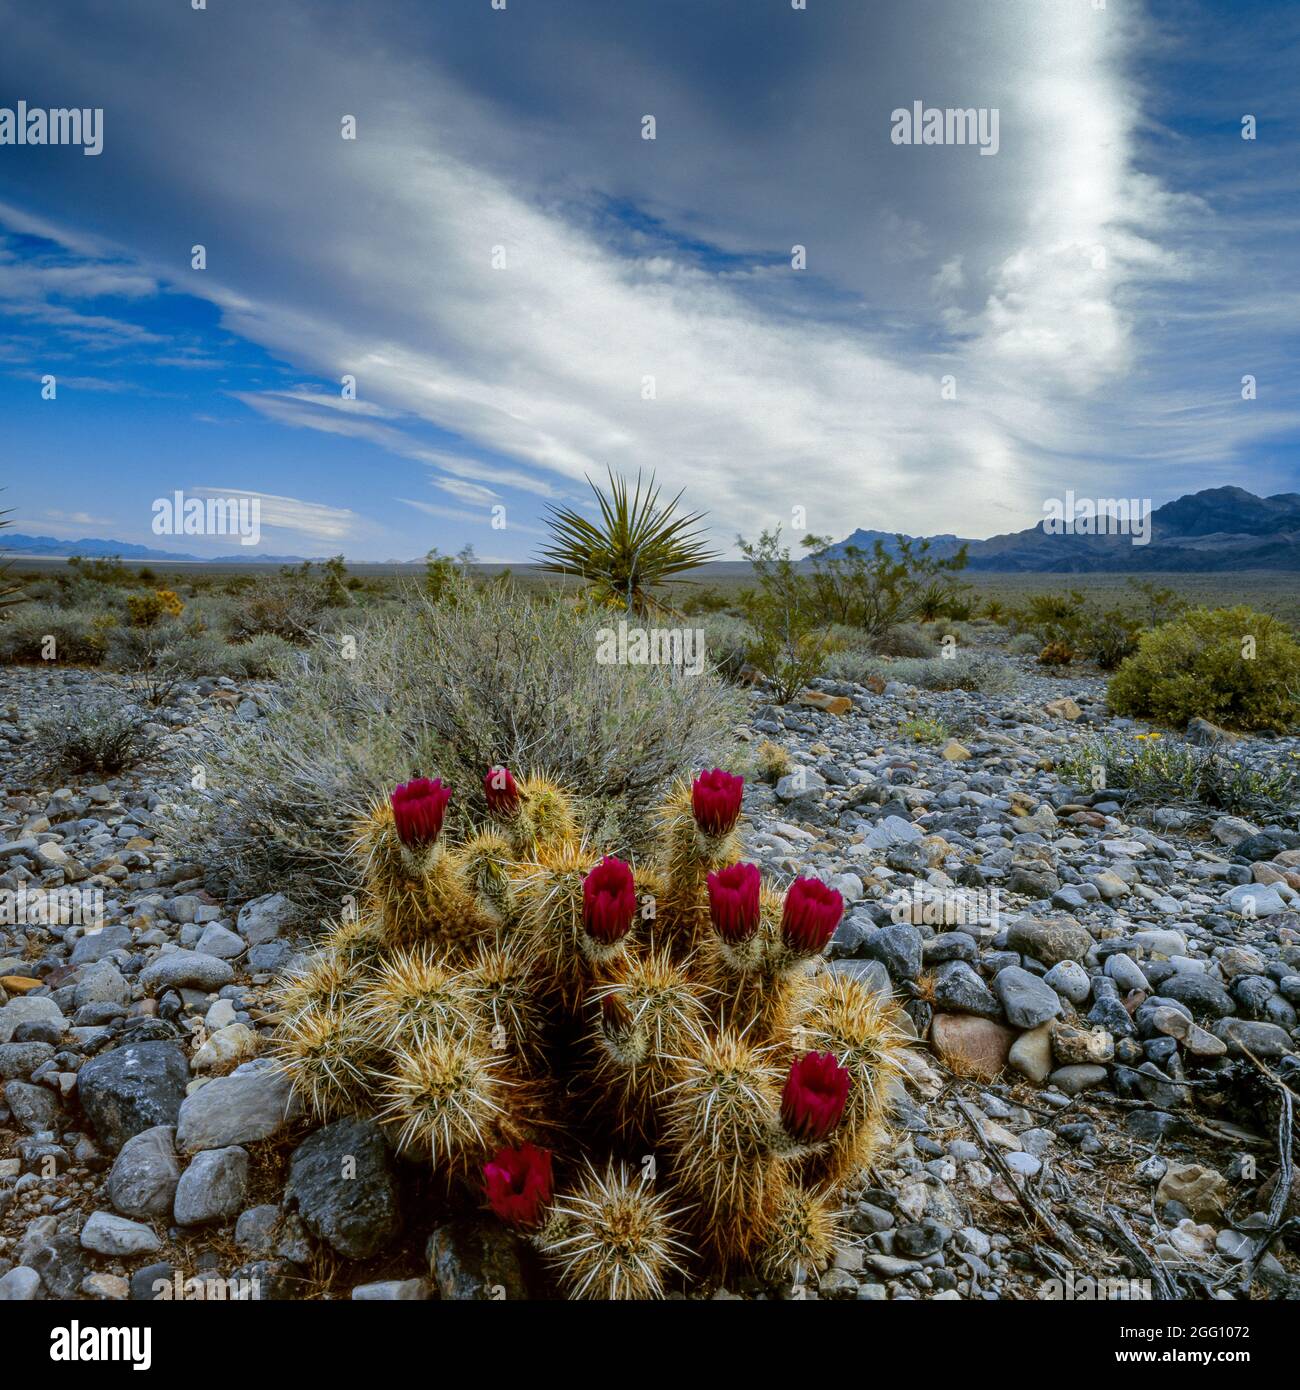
[273,764,906,1298]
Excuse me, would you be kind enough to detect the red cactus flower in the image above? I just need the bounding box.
[483,1142,553,1228]
[582,856,637,944]
[781,1052,851,1143]
[780,876,843,954]
[484,766,521,815]
[390,777,451,848]
[691,768,745,836]
[707,861,762,943]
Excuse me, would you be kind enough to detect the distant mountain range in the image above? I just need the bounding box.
[1,534,312,564]
[823,487,1300,572]
[5,486,1298,571]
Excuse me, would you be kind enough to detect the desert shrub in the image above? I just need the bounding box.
[1059,735,1298,824]
[32,697,156,773]
[823,649,1018,696]
[224,633,297,678]
[798,533,969,641]
[898,715,948,744]
[1107,606,1300,732]
[1076,607,1140,671]
[1012,590,1085,647]
[227,570,333,642]
[735,530,833,702]
[1037,640,1074,667]
[872,623,938,658]
[126,588,183,627]
[0,603,111,664]
[1006,632,1042,657]
[698,613,754,681]
[170,582,743,909]
[678,584,731,616]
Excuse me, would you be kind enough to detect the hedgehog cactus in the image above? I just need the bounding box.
[272,762,907,1298]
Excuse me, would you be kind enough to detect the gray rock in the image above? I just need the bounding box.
[3,1079,61,1133]
[860,924,922,982]
[18,1217,86,1298]
[1048,1064,1108,1095]
[993,966,1062,1029]
[174,1145,250,1225]
[195,923,246,960]
[427,1220,537,1300]
[1160,972,1236,1022]
[0,996,65,1045]
[73,961,131,1009]
[1042,960,1091,1005]
[234,1204,280,1256]
[236,893,297,946]
[175,1059,298,1152]
[285,1117,401,1260]
[352,1279,431,1300]
[931,960,1001,1019]
[1212,1018,1295,1059]
[1005,913,1093,967]
[0,1266,42,1300]
[77,1042,190,1151]
[69,925,133,966]
[138,950,234,994]
[1104,953,1151,993]
[80,1211,162,1256]
[107,1125,181,1219]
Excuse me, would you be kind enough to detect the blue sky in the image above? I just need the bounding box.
[0,0,1296,561]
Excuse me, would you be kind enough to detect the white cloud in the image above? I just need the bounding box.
[192,487,358,541]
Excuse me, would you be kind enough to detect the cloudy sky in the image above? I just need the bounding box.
[1,0,1296,560]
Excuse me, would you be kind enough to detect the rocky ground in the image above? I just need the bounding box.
[0,661,1297,1302]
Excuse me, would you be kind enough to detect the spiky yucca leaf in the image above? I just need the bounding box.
[535,469,717,618]
[541,1163,692,1300]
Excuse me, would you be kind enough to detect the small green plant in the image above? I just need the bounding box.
[898,715,949,744]
[735,529,833,702]
[423,545,476,603]
[753,738,793,783]
[33,698,156,774]
[1059,734,1298,825]
[1107,606,1300,732]
[537,471,716,617]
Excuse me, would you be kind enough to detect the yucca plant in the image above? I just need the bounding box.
[536,470,717,617]
[272,756,907,1299]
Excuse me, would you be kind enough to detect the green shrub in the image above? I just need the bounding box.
[170,582,742,910]
[1076,607,1140,671]
[32,698,156,773]
[698,613,754,681]
[898,715,949,744]
[735,529,833,702]
[872,623,939,658]
[1107,606,1300,732]
[823,649,1018,695]
[1059,734,1298,824]
[0,603,110,664]
[227,571,333,642]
